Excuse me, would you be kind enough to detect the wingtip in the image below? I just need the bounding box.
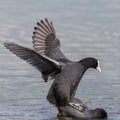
[3,42,15,51]
[41,18,49,25]
[34,27,37,30]
[45,18,49,23]
[50,21,53,25]
[45,18,48,21]
[37,22,40,26]
[37,18,48,25]
[33,31,36,35]
[32,36,34,39]
[41,20,44,24]
[3,41,11,48]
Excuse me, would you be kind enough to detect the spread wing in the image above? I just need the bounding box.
[4,42,61,82]
[32,18,68,61]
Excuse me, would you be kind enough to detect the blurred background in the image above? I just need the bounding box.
[0,0,120,120]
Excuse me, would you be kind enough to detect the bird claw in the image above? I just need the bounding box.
[68,102,87,112]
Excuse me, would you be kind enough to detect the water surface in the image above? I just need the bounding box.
[0,0,120,120]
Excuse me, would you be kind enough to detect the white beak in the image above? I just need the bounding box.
[96,60,101,72]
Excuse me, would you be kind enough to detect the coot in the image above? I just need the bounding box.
[4,18,107,119]
[57,98,107,119]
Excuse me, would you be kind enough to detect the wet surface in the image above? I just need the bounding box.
[0,0,120,120]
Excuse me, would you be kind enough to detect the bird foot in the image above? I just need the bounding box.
[68,102,87,112]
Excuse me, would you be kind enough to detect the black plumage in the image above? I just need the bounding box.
[47,58,100,106]
[58,98,107,119]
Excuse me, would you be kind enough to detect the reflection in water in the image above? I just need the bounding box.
[0,0,120,120]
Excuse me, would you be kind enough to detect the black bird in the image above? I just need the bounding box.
[4,18,107,119]
[57,98,107,119]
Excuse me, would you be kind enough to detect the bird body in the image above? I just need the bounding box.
[47,61,86,106]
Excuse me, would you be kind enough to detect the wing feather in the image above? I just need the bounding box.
[32,18,68,61]
[4,42,61,81]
